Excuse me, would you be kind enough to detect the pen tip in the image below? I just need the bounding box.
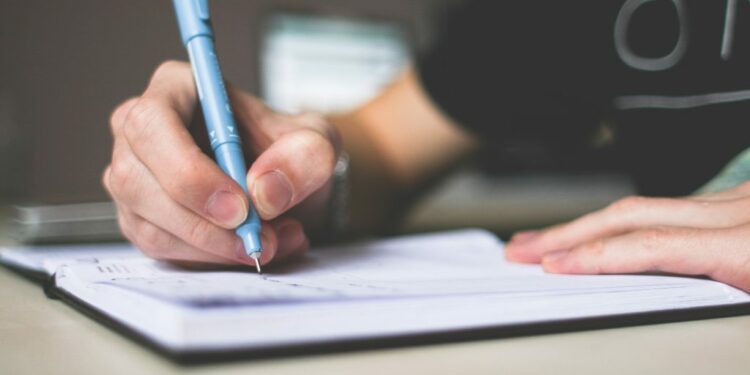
[249,252,262,274]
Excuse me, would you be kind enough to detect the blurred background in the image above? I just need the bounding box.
[0,0,632,244]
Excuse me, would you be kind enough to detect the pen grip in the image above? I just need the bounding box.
[215,142,250,194]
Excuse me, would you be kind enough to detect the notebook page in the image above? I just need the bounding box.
[57,230,747,306]
[57,229,508,305]
[0,243,139,275]
[53,229,750,350]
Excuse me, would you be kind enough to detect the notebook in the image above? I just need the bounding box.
[2,229,749,363]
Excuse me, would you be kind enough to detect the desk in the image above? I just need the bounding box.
[1,267,749,374]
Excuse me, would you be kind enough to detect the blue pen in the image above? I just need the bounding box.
[172,0,263,272]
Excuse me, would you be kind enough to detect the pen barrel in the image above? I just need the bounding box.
[175,1,263,254]
[187,37,240,152]
[214,142,249,193]
[187,36,251,192]
[187,37,263,232]
[187,37,261,210]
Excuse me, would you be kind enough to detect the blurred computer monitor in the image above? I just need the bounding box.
[260,13,409,114]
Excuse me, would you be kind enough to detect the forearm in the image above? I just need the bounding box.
[330,68,477,236]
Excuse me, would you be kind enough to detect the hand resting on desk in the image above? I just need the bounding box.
[506,182,750,292]
[103,61,340,267]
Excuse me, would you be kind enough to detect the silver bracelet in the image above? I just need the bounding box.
[322,152,350,242]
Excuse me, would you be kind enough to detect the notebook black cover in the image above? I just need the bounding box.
[41,271,750,365]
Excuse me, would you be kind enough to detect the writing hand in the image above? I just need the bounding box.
[103,61,340,267]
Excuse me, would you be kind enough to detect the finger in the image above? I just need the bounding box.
[109,97,139,137]
[104,98,137,196]
[115,203,232,264]
[247,128,338,220]
[226,88,276,153]
[138,60,198,123]
[120,62,249,229]
[226,89,340,220]
[540,226,711,275]
[120,210,242,265]
[116,197,285,268]
[228,88,341,152]
[268,217,309,264]
[541,225,750,291]
[107,137,262,266]
[506,195,750,263]
[107,140,288,268]
[102,165,113,198]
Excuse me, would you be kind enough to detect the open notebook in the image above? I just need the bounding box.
[2,229,750,362]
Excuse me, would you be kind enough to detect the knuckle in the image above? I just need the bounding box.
[297,112,327,129]
[605,196,659,226]
[540,223,567,241]
[298,112,341,152]
[607,195,648,214]
[123,98,162,143]
[182,216,215,250]
[108,159,133,195]
[108,157,137,197]
[253,108,278,131]
[109,97,139,135]
[101,165,112,192]
[153,60,190,80]
[571,241,605,273]
[294,129,337,173]
[160,149,208,202]
[580,239,607,256]
[109,100,132,135]
[109,109,122,135]
[637,227,674,252]
[132,220,172,259]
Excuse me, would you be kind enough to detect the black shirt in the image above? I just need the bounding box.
[419,0,750,196]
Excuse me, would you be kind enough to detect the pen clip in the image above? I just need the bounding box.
[173,0,213,45]
[194,0,210,21]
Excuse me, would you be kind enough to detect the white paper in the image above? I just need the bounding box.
[42,229,750,351]
[0,243,139,275]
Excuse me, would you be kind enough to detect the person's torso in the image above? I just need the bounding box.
[420,0,750,195]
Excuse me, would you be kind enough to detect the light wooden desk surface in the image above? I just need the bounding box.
[1,266,750,374]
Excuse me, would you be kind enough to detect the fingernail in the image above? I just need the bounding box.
[510,230,540,244]
[206,191,247,227]
[253,171,293,219]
